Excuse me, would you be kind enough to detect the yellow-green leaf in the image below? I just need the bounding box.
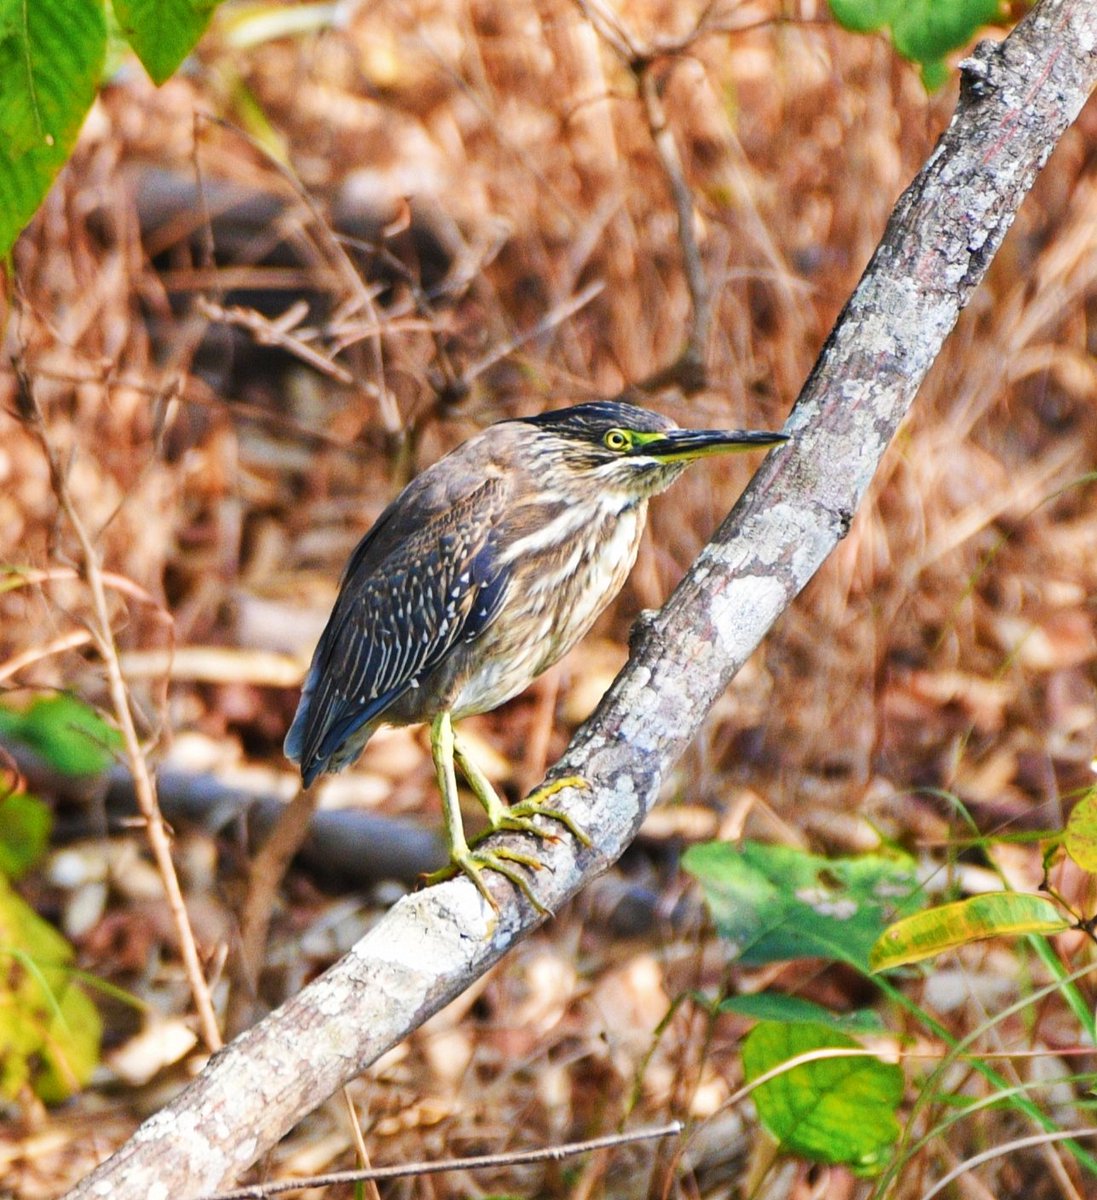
[1064,789,1097,873]
[869,893,1069,972]
[0,792,51,879]
[0,875,101,1101]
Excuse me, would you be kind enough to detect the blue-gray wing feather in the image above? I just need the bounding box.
[286,477,509,784]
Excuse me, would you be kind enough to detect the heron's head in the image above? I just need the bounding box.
[514,400,788,501]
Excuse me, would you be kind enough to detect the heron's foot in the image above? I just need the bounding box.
[426,844,551,915]
[500,775,593,847]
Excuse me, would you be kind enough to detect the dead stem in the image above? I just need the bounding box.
[194,297,357,384]
[198,1122,683,1200]
[0,629,94,685]
[14,367,223,1053]
[340,1087,383,1200]
[574,0,714,392]
[228,783,319,1036]
[634,66,712,392]
[198,112,405,436]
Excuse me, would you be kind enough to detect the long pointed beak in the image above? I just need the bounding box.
[635,428,789,463]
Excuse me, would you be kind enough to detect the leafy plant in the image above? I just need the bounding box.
[719,991,884,1035]
[0,0,225,257]
[0,790,52,880]
[683,841,919,1174]
[1063,785,1097,873]
[682,839,921,971]
[827,0,1003,88]
[112,0,222,86]
[685,837,1097,1180]
[0,694,108,1101]
[0,0,106,260]
[0,875,102,1101]
[0,692,123,776]
[869,892,1070,971]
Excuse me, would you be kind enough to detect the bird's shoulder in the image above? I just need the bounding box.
[341,426,517,584]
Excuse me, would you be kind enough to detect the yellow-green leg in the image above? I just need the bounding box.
[428,711,552,912]
[452,732,592,848]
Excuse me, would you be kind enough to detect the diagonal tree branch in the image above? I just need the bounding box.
[65,1,1097,1195]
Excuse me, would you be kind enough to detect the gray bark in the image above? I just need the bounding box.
[67,1,1097,1195]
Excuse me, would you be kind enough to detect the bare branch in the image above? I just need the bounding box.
[198,1122,682,1200]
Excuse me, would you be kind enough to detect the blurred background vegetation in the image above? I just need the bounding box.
[1,0,1096,1196]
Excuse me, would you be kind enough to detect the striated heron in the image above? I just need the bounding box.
[286,400,787,908]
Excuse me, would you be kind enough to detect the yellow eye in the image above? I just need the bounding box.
[603,429,631,451]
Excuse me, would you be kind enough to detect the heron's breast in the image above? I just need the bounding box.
[449,500,646,718]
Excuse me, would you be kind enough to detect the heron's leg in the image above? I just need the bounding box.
[453,732,592,848]
[428,712,548,913]
[449,732,509,826]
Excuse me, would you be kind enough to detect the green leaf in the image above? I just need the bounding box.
[112,0,223,85]
[719,992,885,1035]
[0,0,106,256]
[1064,789,1097,873]
[0,792,52,879]
[0,694,122,776]
[918,59,952,91]
[827,0,900,34]
[682,841,920,971]
[891,0,1000,64]
[743,1020,902,1174]
[0,875,101,1102]
[827,0,1000,86]
[869,893,1070,972]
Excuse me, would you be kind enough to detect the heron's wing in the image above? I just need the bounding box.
[286,477,510,784]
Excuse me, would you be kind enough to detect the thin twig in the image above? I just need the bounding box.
[197,1122,682,1199]
[573,0,714,392]
[227,783,319,1036]
[199,113,404,435]
[919,1129,1097,1200]
[573,0,639,60]
[461,279,606,385]
[0,565,167,608]
[634,65,712,392]
[340,1088,382,1200]
[0,629,94,685]
[195,297,356,384]
[14,365,223,1053]
[335,214,466,403]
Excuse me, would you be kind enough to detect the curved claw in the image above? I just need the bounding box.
[427,846,552,915]
[506,775,593,847]
[491,811,560,842]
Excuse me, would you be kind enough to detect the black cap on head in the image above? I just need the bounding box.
[517,400,675,438]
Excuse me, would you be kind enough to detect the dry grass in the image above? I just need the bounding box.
[2,0,1097,1196]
